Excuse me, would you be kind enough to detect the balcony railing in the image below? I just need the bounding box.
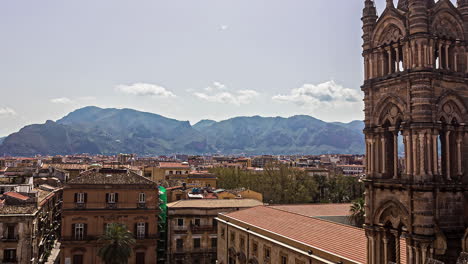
[1,235,19,242]
[190,224,216,233]
[63,202,158,210]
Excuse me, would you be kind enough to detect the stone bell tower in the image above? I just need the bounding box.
[361,0,468,263]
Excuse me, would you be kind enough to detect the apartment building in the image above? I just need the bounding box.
[167,199,263,264]
[60,168,159,264]
[0,185,62,263]
[216,204,369,264]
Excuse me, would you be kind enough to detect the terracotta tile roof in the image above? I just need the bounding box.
[268,203,351,217]
[223,206,367,264]
[167,199,263,209]
[67,169,158,186]
[4,192,30,201]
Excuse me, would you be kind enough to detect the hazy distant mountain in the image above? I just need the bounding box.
[0,137,5,144]
[0,106,364,156]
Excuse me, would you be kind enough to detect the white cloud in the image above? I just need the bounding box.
[50,97,73,104]
[0,107,16,117]
[272,81,361,107]
[220,25,229,31]
[116,83,176,98]
[194,82,259,105]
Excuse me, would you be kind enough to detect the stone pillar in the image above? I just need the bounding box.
[383,236,389,263]
[432,133,439,175]
[413,133,418,176]
[395,44,400,72]
[394,132,399,179]
[445,41,450,70]
[388,47,393,74]
[418,40,423,68]
[457,136,462,176]
[419,133,426,177]
[382,137,387,174]
[427,132,433,177]
[412,42,417,68]
[446,131,451,180]
[438,41,443,69]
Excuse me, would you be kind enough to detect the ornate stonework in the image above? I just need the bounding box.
[362,0,468,263]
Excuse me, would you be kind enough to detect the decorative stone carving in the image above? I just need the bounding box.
[456,252,468,264]
[427,258,445,264]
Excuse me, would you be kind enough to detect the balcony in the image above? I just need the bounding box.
[1,235,19,242]
[137,202,147,209]
[75,202,86,209]
[106,203,118,209]
[190,224,216,233]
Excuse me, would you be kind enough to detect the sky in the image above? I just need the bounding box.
[0,0,407,136]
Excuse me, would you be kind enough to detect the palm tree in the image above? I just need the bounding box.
[98,223,136,264]
[348,197,365,228]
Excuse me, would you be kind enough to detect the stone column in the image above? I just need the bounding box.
[432,133,439,175]
[371,138,375,174]
[445,41,450,70]
[412,41,417,68]
[413,134,418,176]
[457,135,462,176]
[445,131,451,180]
[395,44,400,72]
[419,133,426,176]
[418,40,423,67]
[388,47,393,74]
[383,236,389,263]
[382,137,387,174]
[438,41,443,69]
[394,132,399,179]
[406,134,413,175]
[427,132,433,177]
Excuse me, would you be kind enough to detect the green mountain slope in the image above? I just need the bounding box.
[0,107,364,156]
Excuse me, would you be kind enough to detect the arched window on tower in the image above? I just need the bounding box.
[439,116,460,181]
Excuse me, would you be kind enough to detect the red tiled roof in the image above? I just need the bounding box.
[223,206,367,264]
[268,203,351,217]
[4,192,29,201]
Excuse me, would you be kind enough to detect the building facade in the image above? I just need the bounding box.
[167,199,263,264]
[0,186,62,264]
[361,0,468,263]
[60,168,159,264]
[216,205,368,264]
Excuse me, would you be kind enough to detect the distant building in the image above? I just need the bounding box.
[251,156,277,168]
[167,199,263,264]
[336,164,365,176]
[60,168,159,264]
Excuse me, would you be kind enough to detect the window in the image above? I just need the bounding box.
[3,249,16,262]
[136,252,145,264]
[230,232,235,243]
[104,223,112,234]
[221,228,225,239]
[176,171,181,175]
[106,193,118,203]
[193,238,201,248]
[264,246,271,260]
[73,254,83,264]
[281,254,288,264]
[252,241,258,255]
[169,171,173,175]
[177,218,184,227]
[211,237,217,248]
[76,193,85,203]
[212,218,217,228]
[194,218,201,226]
[240,236,245,250]
[73,223,86,240]
[138,193,146,203]
[136,223,146,239]
[176,238,184,250]
[6,225,16,239]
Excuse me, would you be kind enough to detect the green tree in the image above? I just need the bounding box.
[98,223,136,264]
[348,197,365,227]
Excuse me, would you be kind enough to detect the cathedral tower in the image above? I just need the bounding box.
[361,0,468,263]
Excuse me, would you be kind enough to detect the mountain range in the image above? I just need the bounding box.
[0,106,365,156]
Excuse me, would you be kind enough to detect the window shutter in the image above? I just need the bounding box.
[84,224,88,239]
[105,193,109,203]
[115,193,119,202]
[84,193,88,203]
[103,223,107,234]
[74,193,77,202]
[72,224,76,238]
[145,222,149,238]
